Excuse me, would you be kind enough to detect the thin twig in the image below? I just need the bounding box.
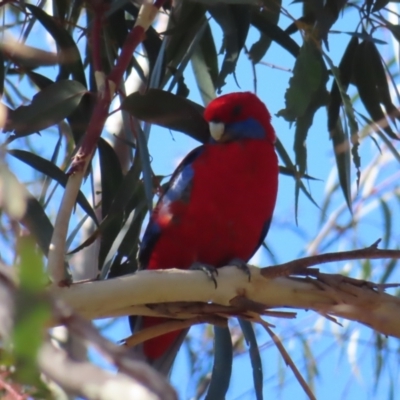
[262,245,400,278]
[257,318,316,400]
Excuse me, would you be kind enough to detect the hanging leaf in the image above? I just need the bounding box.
[205,326,233,400]
[278,40,328,123]
[135,123,155,213]
[353,40,399,140]
[122,89,209,143]
[364,40,400,122]
[208,4,251,90]
[331,120,352,212]
[8,149,98,225]
[21,197,54,256]
[167,20,209,94]
[25,4,86,87]
[239,320,263,400]
[98,138,124,219]
[97,158,144,269]
[325,50,359,203]
[313,0,347,45]
[163,2,207,86]
[359,113,400,165]
[251,8,300,58]
[278,39,328,175]
[66,92,94,144]
[372,0,389,13]
[285,13,316,36]
[328,35,358,131]
[4,80,87,138]
[25,71,54,90]
[248,1,281,64]
[275,138,320,216]
[191,22,218,105]
[108,205,147,277]
[279,166,320,181]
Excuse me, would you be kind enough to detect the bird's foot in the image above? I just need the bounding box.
[190,262,218,289]
[228,258,251,282]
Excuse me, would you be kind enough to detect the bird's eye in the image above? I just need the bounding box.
[232,105,242,117]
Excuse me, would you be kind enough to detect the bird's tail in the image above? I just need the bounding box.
[129,316,188,376]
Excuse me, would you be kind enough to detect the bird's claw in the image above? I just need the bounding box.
[229,258,251,282]
[190,262,219,288]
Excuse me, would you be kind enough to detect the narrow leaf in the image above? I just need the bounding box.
[275,138,320,210]
[239,320,263,400]
[20,197,54,256]
[205,326,233,400]
[208,4,251,90]
[328,35,358,131]
[164,2,206,85]
[136,124,154,213]
[98,138,124,219]
[330,120,352,212]
[8,150,98,225]
[364,40,400,122]
[278,39,328,122]
[379,199,392,249]
[5,80,87,137]
[122,89,209,143]
[251,8,300,58]
[279,166,320,180]
[26,4,86,87]
[191,22,217,105]
[353,40,398,140]
[248,0,281,64]
[324,51,359,205]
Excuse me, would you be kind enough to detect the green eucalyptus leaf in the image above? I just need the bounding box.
[5,80,87,138]
[8,149,98,225]
[25,4,86,86]
[205,326,233,400]
[122,89,209,143]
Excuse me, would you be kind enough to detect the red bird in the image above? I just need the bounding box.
[132,92,279,374]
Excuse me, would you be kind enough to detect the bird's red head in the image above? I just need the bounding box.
[204,92,275,144]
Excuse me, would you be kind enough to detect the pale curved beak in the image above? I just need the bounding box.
[209,122,225,141]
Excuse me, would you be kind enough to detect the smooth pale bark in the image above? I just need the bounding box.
[54,265,400,338]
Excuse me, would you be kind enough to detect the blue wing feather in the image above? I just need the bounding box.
[139,145,204,268]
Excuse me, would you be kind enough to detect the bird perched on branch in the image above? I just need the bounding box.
[131,91,279,374]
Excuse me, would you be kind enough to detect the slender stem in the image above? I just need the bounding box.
[91,5,103,73]
[258,319,316,400]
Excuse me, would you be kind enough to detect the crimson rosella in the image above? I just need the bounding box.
[132,91,279,374]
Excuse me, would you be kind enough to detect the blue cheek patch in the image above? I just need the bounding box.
[225,118,266,140]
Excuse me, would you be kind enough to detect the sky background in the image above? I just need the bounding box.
[3,1,400,399]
